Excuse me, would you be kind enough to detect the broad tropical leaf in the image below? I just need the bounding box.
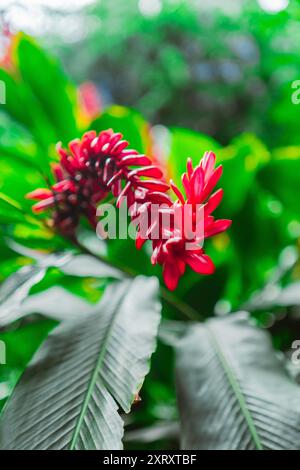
[0,276,161,450]
[20,286,109,322]
[0,64,57,150]
[246,281,300,311]
[7,240,121,280]
[0,318,56,413]
[175,312,300,450]
[258,148,300,218]
[219,133,269,215]
[0,192,25,225]
[0,246,121,326]
[0,252,71,325]
[91,106,150,154]
[59,254,122,279]
[17,36,79,144]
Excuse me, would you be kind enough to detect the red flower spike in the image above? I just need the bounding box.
[51,163,64,182]
[127,166,163,179]
[187,158,194,178]
[148,153,231,290]
[31,198,56,213]
[201,151,216,181]
[27,129,231,290]
[118,155,151,166]
[27,129,168,236]
[26,189,53,200]
[137,180,170,191]
[204,188,223,216]
[170,179,185,205]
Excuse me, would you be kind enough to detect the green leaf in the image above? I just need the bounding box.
[5,242,119,305]
[0,276,161,450]
[0,153,46,210]
[0,70,31,131]
[230,186,292,302]
[7,241,122,281]
[91,106,150,153]
[0,67,58,150]
[246,281,300,311]
[174,312,300,450]
[0,113,51,175]
[0,244,123,325]
[19,286,103,322]
[0,318,56,413]
[219,134,270,216]
[59,254,122,280]
[168,127,220,188]
[258,146,300,219]
[0,252,71,326]
[0,192,25,224]
[17,36,79,143]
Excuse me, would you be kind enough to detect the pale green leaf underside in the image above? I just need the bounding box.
[0,276,161,450]
[175,312,300,450]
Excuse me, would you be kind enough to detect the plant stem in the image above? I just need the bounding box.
[72,237,200,322]
[160,286,201,321]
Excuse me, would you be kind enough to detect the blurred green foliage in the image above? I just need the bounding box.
[0,318,56,412]
[0,12,299,448]
[57,0,300,148]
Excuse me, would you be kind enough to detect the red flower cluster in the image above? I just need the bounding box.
[27,130,169,235]
[27,130,231,290]
[132,152,231,289]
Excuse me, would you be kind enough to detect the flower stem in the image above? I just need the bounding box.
[72,237,200,322]
[160,286,201,321]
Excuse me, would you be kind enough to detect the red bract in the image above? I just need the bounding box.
[27,129,167,235]
[148,152,231,290]
[27,131,231,290]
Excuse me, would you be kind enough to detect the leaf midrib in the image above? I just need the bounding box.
[207,323,263,450]
[69,281,129,450]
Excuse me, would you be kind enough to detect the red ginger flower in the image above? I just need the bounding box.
[146,152,231,290]
[27,130,231,290]
[27,129,169,235]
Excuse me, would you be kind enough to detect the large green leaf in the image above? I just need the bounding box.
[246,281,300,311]
[0,152,46,209]
[0,67,57,150]
[17,36,79,144]
[7,241,122,280]
[218,134,270,216]
[91,105,150,154]
[258,146,300,219]
[0,247,122,326]
[230,184,293,303]
[0,252,71,326]
[19,286,104,322]
[168,127,220,188]
[174,312,300,450]
[0,69,31,131]
[0,276,161,449]
[0,192,26,225]
[0,319,56,413]
[0,114,40,168]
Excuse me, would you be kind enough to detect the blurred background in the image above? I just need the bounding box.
[1,0,300,449]
[2,0,300,147]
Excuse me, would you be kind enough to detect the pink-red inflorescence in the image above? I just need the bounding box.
[27,129,231,290]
